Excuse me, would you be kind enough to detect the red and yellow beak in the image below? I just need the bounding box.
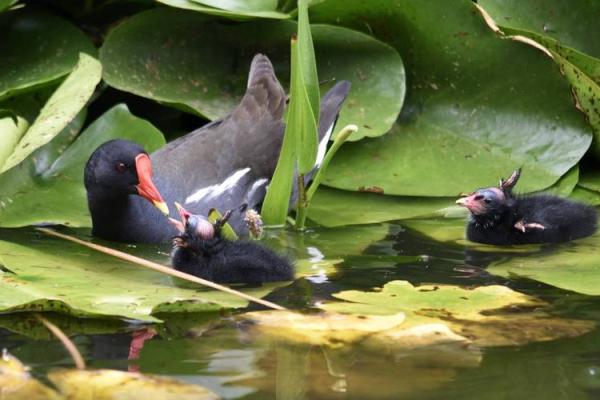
[134,154,169,216]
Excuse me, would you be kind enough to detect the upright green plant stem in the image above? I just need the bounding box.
[296,124,358,228]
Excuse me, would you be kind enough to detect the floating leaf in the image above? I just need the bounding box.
[0,114,28,170]
[240,310,407,347]
[48,369,219,400]
[0,229,274,322]
[487,234,600,296]
[100,9,404,139]
[308,186,454,227]
[311,0,592,195]
[320,280,593,346]
[0,105,164,228]
[0,53,102,173]
[0,351,63,399]
[0,10,96,100]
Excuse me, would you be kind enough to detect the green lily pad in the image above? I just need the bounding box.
[311,0,592,195]
[157,0,290,20]
[570,185,600,206]
[0,10,96,101]
[100,8,404,140]
[0,104,164,228]
[0,0,19,12]
[0,229,274,322]
[579,169,600,193]
[0,351,62,399]
[476,1,600,158]
[0,114,28,170]
[478,0,600,58]
[320,280,593,346]
[0,53,102,173]
[487,234,600,296]
[308,186,454,227]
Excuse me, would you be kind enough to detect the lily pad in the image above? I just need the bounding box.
[100,8,404,140]
[0,10,96,101]
[308,186,454,227]
[0,53,102,173]
[0,229,280,322]
[157,0,290,20]
[570,185,600,206]
[476,1,600,158]
[0,104,164,228]
[241,310,407,347]
[311,0,592,195]
[487,234,600,296]
[48,369,219,400]
[0,351,219,400]
[0,351,62,399]
[320,280,593,346]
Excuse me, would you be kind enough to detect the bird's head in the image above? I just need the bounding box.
[169,203,215,241]
[85,139,169,215]
[456,168,521,216]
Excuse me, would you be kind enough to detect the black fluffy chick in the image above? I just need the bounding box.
[170,204,294,284]
[456,169,597,245]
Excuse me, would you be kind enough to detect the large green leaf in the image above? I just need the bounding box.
[100,8,404,140]
[0,54,102,173]
[311,0,592,195]
[308,186,454,227]
[0,10,96,100]
[0,104,165,228]
[487,234,600,296]
[157,0,290,20]
[478,0,600,58]
[0,230,272,322]
[477,0,600,158]
[0,114,28,169]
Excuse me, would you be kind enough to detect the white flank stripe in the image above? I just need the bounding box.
[185,168,251,204]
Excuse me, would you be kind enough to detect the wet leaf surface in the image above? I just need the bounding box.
[320,280,593,347]
[311,0,592,195]
[100,9,404,140]
[0,10,96,101]
[488,234,600,296]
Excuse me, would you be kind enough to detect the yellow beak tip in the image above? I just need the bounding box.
[154,201,170,216]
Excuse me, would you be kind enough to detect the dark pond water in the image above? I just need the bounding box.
[2,219,600,399]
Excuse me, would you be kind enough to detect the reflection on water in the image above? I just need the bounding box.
[1,219,600,399]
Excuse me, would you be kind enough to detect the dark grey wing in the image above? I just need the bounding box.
[151,54,286,206]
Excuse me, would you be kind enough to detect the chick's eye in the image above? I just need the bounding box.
[484,198,492,204]
[115,162,127,173]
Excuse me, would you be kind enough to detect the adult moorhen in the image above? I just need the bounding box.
[85,54,351,243]
[169,204,293,284]
[456,168,598,245]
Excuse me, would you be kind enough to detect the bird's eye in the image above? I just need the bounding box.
[115,162,127,173]
[484,198,492,204]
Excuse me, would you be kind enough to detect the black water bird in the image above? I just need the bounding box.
[84,54,351,243]
[170,204,294,284]
[456,169,598,245]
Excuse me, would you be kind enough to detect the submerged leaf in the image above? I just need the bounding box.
[320,280,593,347]
[48,369,219,400]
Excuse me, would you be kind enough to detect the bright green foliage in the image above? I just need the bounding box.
[0,54,102,173]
